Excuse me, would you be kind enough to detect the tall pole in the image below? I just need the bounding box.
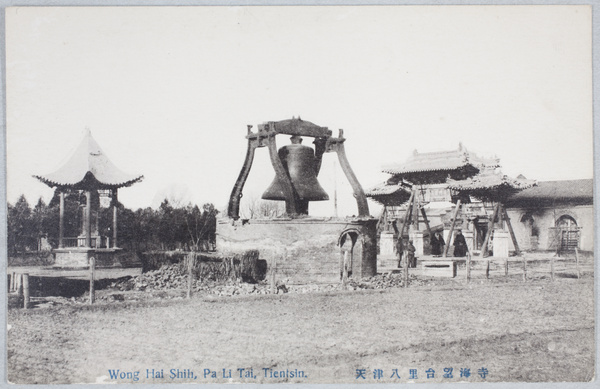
[112,189,118,248]
[59,191,65,248]
[85,190,92,248]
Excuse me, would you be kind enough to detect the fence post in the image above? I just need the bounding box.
[187,252,194,299]
[575,248,580,279]
[403,250,409,288]
[550,256,555,281]
[270,259,277,294]
[466,252,471,283]
[342,251,349,287]
[522,256,527,281]
[505,258,509,277]
[89,257,95,304]
[485,259,490,279]
[23,274,30,309]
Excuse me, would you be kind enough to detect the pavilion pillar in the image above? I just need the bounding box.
[112,189,118,248]
[85,190,92,248]
[58,191,65,248]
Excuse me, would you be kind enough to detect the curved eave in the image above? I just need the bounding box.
[33,173,144,190]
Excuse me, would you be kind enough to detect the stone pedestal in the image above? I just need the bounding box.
[463,230,474,254]
[378,231,397,268]
[493,230,510,258]
[410,230,424,256]
[217,217,378,284]
[53,248,94,268]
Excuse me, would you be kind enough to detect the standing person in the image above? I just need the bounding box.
[396,236,404,268]
[431,231,445,256]
[453,229,468,257]
[406,239,417,268]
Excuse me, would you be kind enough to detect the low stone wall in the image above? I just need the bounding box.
[216,217,377,284]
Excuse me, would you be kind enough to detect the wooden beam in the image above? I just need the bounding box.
[412,190,420,231]
[443,199,462,257]
[399,191,415,239]
[501,203,521,256]
[420,206,432,238]
[482,203,500,258]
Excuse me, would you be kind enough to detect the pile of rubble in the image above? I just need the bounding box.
[111,265,425,296]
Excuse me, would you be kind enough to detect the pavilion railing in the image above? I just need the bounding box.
[62,236,110,249]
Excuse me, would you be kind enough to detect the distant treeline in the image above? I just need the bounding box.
[7,193,218,255]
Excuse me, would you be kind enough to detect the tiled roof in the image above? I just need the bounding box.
[382,144,500,175]
[447,170,536,191]
[506,179,593,204]
[34,130,143,190]
[447,170,536,202]
[365,181,412,206]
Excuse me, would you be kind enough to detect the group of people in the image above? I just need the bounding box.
[396,229,468,268]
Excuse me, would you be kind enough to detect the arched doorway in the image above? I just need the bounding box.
[520,212,539,250]
[339,230,362,279]
[555,215,580,252]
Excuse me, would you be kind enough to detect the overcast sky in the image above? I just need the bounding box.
[5,5,593,217]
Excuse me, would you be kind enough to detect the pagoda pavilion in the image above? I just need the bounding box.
[366,143,499,265]
[34,129,143,267]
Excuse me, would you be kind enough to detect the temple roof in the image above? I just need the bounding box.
[365,181,412,206]
[382,143,500,179]
[505,179,593,206]
[34,129,143,190]
[447,169,536,202]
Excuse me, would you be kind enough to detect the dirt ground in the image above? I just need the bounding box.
[7,273,595,384]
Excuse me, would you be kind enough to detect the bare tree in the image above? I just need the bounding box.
[240,195,285,219]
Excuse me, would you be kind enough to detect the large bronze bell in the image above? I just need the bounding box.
[262,136,329,214]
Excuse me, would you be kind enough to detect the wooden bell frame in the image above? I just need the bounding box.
[228,119,369,219]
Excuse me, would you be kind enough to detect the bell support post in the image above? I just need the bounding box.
[327,130,369,217]
[228,125,259,219]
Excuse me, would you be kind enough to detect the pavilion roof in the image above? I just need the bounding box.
[447,170,536,202]
[365,181,412,206]
[34,130,143,190]
[382,144,500,182]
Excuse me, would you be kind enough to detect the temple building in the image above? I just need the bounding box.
[504,179,593,253]
[34,129,143,267]
[366,144,501,264]
[368,144,592,260]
